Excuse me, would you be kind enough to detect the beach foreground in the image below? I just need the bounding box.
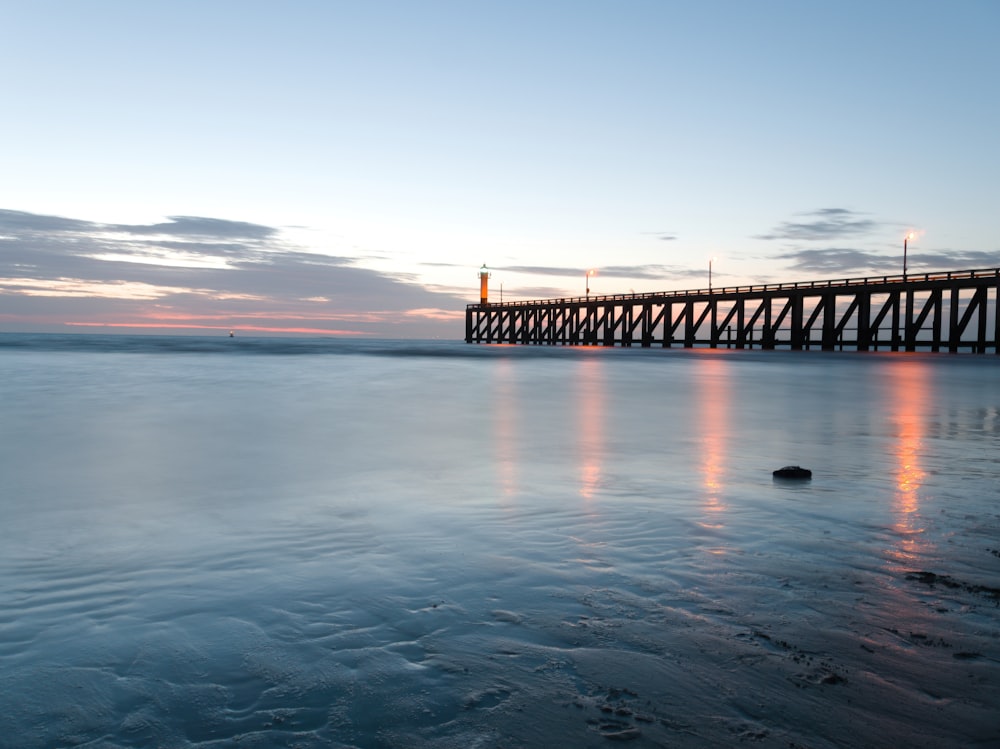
[1,336,998,747]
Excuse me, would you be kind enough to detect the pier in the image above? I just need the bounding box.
[465,267,1000,353]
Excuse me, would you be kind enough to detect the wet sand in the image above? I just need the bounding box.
[4,482,998,748]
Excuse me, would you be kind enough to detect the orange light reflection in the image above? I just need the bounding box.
[886,360,930,563]
[694,353,730,522]
[491,357,519,505]
[576,355,606,505]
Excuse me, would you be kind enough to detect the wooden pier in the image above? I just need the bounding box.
[465,267,1000,353]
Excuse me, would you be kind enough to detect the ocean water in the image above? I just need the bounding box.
[1,333,998,748]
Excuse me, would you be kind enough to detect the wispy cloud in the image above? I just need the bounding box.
[641,231,678,241]
[756,208,879,241]
[502,285,572,299]
[0,209,466,336]
[497,263,685,281]
[903,250,1000,270]
[593,265,679,280]
[112,215,278,240]
[772,247,1000,276]
[497,265,581,277]
[772,248,891,274]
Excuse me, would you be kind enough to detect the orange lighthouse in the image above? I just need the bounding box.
[479,263,491,305]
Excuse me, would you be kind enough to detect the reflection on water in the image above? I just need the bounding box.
[886,359,931,563]
[695,353,730,521]
[491,356,519,502]
[575,354,605,502]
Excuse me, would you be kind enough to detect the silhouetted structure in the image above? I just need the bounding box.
[465,268,1000,353]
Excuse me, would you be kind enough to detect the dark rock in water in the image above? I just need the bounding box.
[773,465,812,479]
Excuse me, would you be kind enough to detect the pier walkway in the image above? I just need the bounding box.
[465,267,1000,353]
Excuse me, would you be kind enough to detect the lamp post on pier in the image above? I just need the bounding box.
[586,269,595,297]
[709,256,717,292]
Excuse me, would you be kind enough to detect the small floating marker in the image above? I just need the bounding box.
[773,465,812,479]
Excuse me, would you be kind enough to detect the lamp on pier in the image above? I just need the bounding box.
[586,269,596,297]
[709,256,718,292]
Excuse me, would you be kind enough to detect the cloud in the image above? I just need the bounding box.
[404,308,465,321]
[497,263,683,280]
[600,264,691,280]
[112,216,277,240]
[904,250,1000,270]
[0,209,283,274]
[0,209,95,234]
[498,265,582,277]
[641,231,678,241]
[502,285,572,299]
[772,247,1000,276]
[773,248,890,274]
[756,208,879,241]
[0,208,467,337]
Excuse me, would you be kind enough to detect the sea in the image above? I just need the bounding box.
[1,332,998,748]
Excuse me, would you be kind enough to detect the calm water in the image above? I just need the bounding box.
[1,334,998,748]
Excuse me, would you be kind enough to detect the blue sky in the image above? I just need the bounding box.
[2,1,997,337]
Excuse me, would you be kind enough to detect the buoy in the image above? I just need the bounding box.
[773,465,812,479]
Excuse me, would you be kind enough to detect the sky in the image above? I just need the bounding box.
[1,0,997,338]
